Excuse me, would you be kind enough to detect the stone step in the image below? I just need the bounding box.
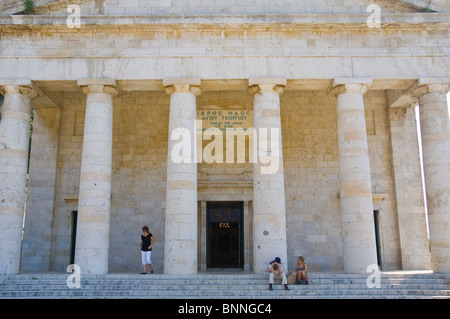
[4,272,449,281]
[1,272,449,299]
[2,278,449,287]
[3,283,448,293]
[4,277,448,284]
[3,278,449,287]
[2,289,450,299]
[1,282,449,293]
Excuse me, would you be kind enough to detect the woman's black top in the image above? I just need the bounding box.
[141,233,153,251]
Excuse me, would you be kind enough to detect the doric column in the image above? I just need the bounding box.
[21,107,62,272]
[0,80,37,274]
[249,78,288,273]
[163,78,200,275]
[75,79,117,275]
[413,78,450,273]
[389,107,431,270]
[331,78,378,273]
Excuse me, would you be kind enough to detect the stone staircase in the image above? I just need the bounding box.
[1,271,449,299]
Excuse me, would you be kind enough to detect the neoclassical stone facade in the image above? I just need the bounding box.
[0,0,449,275]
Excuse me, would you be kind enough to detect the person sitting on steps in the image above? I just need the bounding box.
[296,256,309,285]
[269,257,289,291]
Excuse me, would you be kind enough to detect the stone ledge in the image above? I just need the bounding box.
[198,180,253,189]
[1,12,449,32]
[62,194,78,202]
[373,193,388,203]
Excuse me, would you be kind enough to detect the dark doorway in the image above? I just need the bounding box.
[373,210,382,269]
[207,201,243,269]
[70,211,78,265]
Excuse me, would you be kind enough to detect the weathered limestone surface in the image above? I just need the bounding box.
[0,1,447,274]
[389,106,431,270]
[163,79,200,274]
[74,79,117,274]
[0,81,36,274]
[332,78,378,273]
[414,80,450,273]
[21,107,61,272]
[6,83,443,274]
[2,0,448,16]
[250,78,288,273]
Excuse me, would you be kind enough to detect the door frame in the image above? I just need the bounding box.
[206,201,244,269]
[373,210,382,269]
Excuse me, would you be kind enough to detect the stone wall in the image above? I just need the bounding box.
[21,107,60,271]
[389,106,431,270]
[281,90,407,271]
[282,90,341,271]
[20,86,420,272]
[10,0,444,273]
[50,92,84,271]
[197,90,254,201]
[109,91,169,272]
[365,90,401,270]
[1,26,448,61]
[22,91,169,272]
[0,23,448,86]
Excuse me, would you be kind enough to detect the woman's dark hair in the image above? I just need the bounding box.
[142,226,149,232]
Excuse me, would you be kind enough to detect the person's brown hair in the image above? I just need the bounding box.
[272,263,279,271]
[142,226,149,232]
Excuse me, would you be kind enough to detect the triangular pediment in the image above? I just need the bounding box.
[1,0,448,16]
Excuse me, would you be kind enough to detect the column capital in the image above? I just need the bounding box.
[412,77,450,97]
[331,77,373,96]
[248,78,286,95]
[77,79,118,96]
[0,79,39,99]
[163,78,201,96]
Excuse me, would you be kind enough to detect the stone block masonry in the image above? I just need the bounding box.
[0,80,37,274]
[1,1,448,275]
[163,79,200,275]
[75,79,118,274]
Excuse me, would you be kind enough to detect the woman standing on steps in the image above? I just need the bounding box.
[139,226,154,274]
